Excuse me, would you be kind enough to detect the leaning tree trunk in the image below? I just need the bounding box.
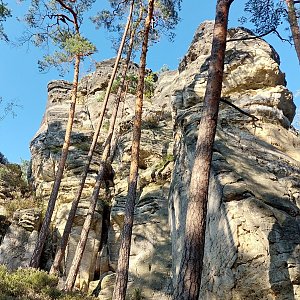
[63,66,127,291]
[112,1,155,299]
[62,6,142,284]
[285,0,300,64]
[172,0,234,299]
[30,54,81,268]
[49,0,135,275]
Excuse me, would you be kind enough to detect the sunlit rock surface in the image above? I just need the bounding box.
[170,21,300,300]
[0,21,299,299]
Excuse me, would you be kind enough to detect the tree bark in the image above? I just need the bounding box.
[63,6,140,289]
[30,54,81,268]
[112,1,155,299]
[285,0,300,64]
[172,1,234,299]
[49,0,135,275]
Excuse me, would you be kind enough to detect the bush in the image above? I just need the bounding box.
[144,73,155,99]
[4,197,41,219]
[0,266,96,300]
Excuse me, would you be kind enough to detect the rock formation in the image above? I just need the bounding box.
[170,21,300,300]
[0,21,300,300]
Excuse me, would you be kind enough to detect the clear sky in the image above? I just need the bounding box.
[0,0,299,163]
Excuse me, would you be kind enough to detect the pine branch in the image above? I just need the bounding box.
[55,0,79,32]
[227,28,276,42]
[220,97,259,121]
[227,28,292,45]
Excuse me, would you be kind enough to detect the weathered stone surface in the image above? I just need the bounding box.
[0,224,39,270]
[0,208,41,270]
[169,21,300,300]
[106,74,175,298]
[1,20,299,300]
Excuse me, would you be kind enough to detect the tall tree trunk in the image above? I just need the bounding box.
[63,69,127,292]
[285,0,300,63]
[30,54,81,268]
[49,0,135,275]
[172,1,234,299]
[112,1,155,299]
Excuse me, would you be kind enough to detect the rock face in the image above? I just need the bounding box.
[170,21,300,300]
[1,21,300,299]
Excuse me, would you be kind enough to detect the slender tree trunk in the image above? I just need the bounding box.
[30,54,81,268]
[63,65,127,292]
[172,1,234,299]
[49,0,135,275]
[285,0,300,63]
[112,1,155,299]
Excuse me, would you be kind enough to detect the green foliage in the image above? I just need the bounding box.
[96,91,105,102]
[0,266,58,299]
[156,153,174,171]
[142,113,160,129]
[0,1,11,41]
[127,74,139,95]
[111,73,155,98]
[240,0,285,35]
[0,163,28,194]
[63,34,96,57]
[144,73,155,99]
[4,196,40,218]
[38,34,96,74]
[20,159,30,182]
[153,0,182,41]
[111,76,122,94]
[0,266,96,300]
[111,74,138,95]
[92,0,182,56]
[24,0,96,74]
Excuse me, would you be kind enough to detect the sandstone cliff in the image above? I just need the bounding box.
[0,21,300,300]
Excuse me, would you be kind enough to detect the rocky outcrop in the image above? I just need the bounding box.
[27,58,173,296]
[170,21,300,300]
[0,208,41,270]
[0,20,299,300]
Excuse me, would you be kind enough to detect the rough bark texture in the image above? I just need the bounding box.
[49,0,134,276]
[172,1,234,299]
[285,0,300,64]
[63,85,124,290]
[112,1,155,299]
[63,159,107,292]
[29,54,81,268]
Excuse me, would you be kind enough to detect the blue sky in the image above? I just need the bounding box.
[0,0,299,163]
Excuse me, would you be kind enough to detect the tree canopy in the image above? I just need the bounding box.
[23,0,96,74]
[0,1,11,41]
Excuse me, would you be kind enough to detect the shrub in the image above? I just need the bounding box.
[0,266,96,300]
[144,73,155,99]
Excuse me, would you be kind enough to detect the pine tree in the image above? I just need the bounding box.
[112,1,155,299]
[49,0,137,277]
[243,0,300,64]
[111,1,181,299]
[25,0,96,268]
[61,1,140,290]
[285,0,300,63]
[173,0,234,299]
